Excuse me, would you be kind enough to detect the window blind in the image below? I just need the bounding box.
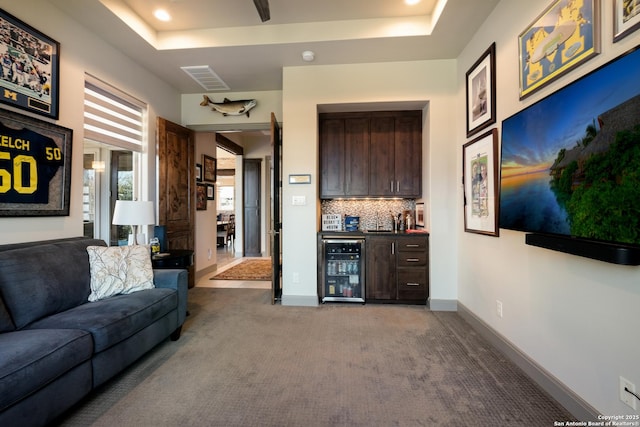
[83,75,146,151]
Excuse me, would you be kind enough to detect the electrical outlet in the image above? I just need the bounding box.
[496,300,503,318]
[620,376,637,410]
[292,272,300,283]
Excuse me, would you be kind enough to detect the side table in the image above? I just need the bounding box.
[151,249,195,289]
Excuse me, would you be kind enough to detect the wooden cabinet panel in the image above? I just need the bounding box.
[344,118,370,196]
[365,236,396,300]
[319,111,422,198]
[319,118,345,198]
[365,235,429,304]
[394,114,422,197]
[369,116,395,196]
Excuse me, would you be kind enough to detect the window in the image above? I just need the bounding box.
[82,74,147,245]
[217,186,234,211]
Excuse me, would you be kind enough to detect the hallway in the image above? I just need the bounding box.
[196,246,271,290]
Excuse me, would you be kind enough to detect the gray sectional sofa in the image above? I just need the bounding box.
[0,237,188,427]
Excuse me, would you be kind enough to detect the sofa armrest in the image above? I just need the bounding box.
[153,269,188,327]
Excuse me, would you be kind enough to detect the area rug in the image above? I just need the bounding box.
[211,258,272,281]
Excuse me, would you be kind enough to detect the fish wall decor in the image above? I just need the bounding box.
[200,95,257,117]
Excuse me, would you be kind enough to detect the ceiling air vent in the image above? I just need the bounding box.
[181,66,230,91]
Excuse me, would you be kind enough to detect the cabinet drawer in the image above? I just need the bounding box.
[397,252,427,267]
[397,270,428,300]
[397,237,427,251]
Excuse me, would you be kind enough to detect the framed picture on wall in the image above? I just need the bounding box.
[203,155,216,183]
[0,108,72,216]
[207,184,215,200]
[613,0,640,42]
[466,42,496,137]
[0,8,60,119]
[463,128,499,237]
[518,0,600,99]
[196,183,207,210]
[195,163,202,182]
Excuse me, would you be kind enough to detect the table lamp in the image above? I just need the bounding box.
[112,200,155,245]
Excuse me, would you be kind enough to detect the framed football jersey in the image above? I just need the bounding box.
[0,108,72,216]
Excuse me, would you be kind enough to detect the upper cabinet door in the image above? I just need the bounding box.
[393,113,422,198]
[369,116,395,197]
[319,118,346,198]
[344,117,370,197]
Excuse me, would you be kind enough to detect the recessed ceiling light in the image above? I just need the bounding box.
[405,0,420,5]
[153,9,172,22]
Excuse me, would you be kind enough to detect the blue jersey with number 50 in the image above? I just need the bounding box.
[0,122,64,204]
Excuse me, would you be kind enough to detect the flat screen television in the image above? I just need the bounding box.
[499,45,640,265]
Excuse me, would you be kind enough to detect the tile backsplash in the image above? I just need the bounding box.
[321,199,416,231]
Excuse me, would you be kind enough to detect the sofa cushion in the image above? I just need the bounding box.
[27,288,177,353]
[86,245,155,302]
[0,239,106,329]
[0,329,93,412]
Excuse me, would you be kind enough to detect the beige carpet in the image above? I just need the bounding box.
[55,288,575,427]
[211,258,272,281]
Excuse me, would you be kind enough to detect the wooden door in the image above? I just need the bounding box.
[394,113,422,197]
[157,117,195,286]
[243,158,262,257]
[270,113,282,304]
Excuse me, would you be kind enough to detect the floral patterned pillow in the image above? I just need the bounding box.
[87,245,154,302]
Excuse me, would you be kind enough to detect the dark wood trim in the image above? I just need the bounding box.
[216,133,244,155]
[217,168,235,176]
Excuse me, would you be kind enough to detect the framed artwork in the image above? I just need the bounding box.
[415,203,425,228]
[466,42,496,137]
[519,0,600,99]
[206,184,215,200]
[0,108,72,216]
[463,128,499,237]
[196,183,207,210]
[195,163,202,182]
[203,155,216,182]
[613,0,640,42]
[0,8,60,119]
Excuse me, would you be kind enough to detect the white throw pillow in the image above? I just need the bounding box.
[87,245,154,302]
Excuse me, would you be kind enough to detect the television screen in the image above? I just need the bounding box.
[500,46,640,247]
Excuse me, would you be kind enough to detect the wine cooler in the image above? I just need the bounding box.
[320,237,365,303]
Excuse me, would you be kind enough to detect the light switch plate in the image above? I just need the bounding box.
[292,195,306,205]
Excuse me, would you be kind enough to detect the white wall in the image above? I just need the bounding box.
[281,60,458,306]
[0,0,181,244]
[194,132,217,276]
[182,91,282,130]
[457,0,640,416]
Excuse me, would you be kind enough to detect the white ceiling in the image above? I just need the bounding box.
[49,0,499,94]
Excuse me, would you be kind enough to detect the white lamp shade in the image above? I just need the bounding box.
[112,200,155,226]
